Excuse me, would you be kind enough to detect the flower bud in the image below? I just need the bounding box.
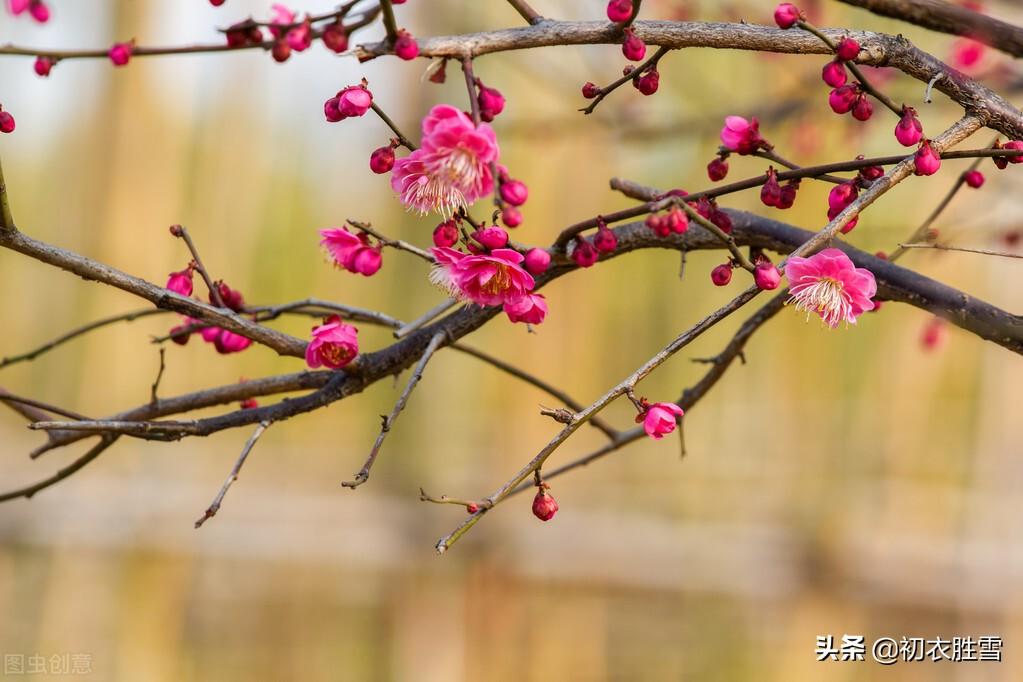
[593,224,618,254]
[0,111,15,134]
[322,22,349,53]
[477,80,506,122]
[571,237,599,267]
[33,56,53,77]
[524,248,551,275]
[581,82,601,99]
[433,220,459,247]
[754,261,782,290]
[710,263,732,286]
[474,227,509,250]
[774,3,802,29]
[394,30,419,60]
[271,40,291,62]
[369,145,396,174]
[606,0,634,23]
[895,106,923,147]
[914,139,941,176]
[851,94,873,121]
[963,169,985,188]
[501,205,523,227]
[760,167,782,207]
[621,28,646,61]
[835,37,860,61]
[532,490,559,521]
[821,60,847,87]
[108,42,133,67]
[499,179,529,206]
[707,156,729,181]
[336,84,373,118]
[350,247,383,276]
[636,69,659,95]
[166,267,194,297]
[828,85,857,114]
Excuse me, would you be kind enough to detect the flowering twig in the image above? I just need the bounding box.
[676,200,755,272]
[580,45,670,115]
[194,421,270,528]
[897,243,1023,260]
[342,331,447,489]
[795,20,902,116]
[171,224,225,308]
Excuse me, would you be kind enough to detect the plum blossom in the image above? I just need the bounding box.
[720,116,767,155]
[391,105,500,216]
[503,293,547,325]
[784,248,877,327]
[319,227,382,276]
[639,402,684,440]
[305,317,359,369]
[429,246,535,308]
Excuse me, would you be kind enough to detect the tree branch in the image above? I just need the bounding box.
[194,421,270,528]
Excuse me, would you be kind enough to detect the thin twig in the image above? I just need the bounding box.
[0,152,14,232]
[394,299,459,339]
[461,57,482,126]
[897,243,1023,260]
[347,219,433,262]
[0,309,168,370]
[379,0,400,43]
[677,200,755,271]
[369,103,417,151]
[29,419,200,438]
[420,487,481,509]
[505,0,544,25]
[0,393,90,421]
[0,435,118,503]
[451,343,619,440]
[150,348,166,405]
[195,421,270,528]
[342,331,446,489]
[172,225,225,308]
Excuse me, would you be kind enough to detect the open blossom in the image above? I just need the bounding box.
[305,317,359,369]
[639,402,684,440]
[319,227,382,276]
[720,116,766,155]
[391,105,500,216]
[504,293,547,324]
[785,248,877,327]
[429,246,535,308]
[166,266,194,297]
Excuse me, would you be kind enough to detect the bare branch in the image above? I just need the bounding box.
[0,435,118,503]
[342,331,447,489]
[897,243,1023,260]
[194,421,270,528]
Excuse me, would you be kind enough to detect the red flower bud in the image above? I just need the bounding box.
[532,490,559,521]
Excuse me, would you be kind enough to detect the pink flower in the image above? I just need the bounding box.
[754,262,782,290]
[504,293,547,324]
[286,20,313,52]
[828,84,858,114]
[914,139,941,176]
[784,248,877,327]
[895,106,923,147]
[429,246,535,308]
[476,80,505,122]
[474,227,509,250]
[166,266,194,297]
[640,402,684,440]
[835,37,860,61]
[391,105,500,216]
[720,116,765,155]
[269,4,296,37]
[319,227,382,276]
[8,0,47,22]
[336,84,373,119]
[7,0,30,14]
[305,317,359,369]
[499,178,528,206]
[214,330,253,354]
[109,43,133,67]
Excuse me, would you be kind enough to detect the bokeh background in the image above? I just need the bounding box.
[1,1,1021,680]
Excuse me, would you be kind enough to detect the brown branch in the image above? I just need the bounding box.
[0,229,307,358]
[0,435,118,503]
[379,0,400,43]
[342,331,447,489]
[194,421,270,528]
[394,299,459,339]
[580,45,670,115]
[0,152,14,232]
[149,348,166,404]
[347,219,433,262]
[836,0,1023,59]
[0,391,90,421]
[354,20,1023,140]
[369,102,418,151]
[897,242,1023,259]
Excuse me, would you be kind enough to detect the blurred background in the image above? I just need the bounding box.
[1,0,1021,679]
